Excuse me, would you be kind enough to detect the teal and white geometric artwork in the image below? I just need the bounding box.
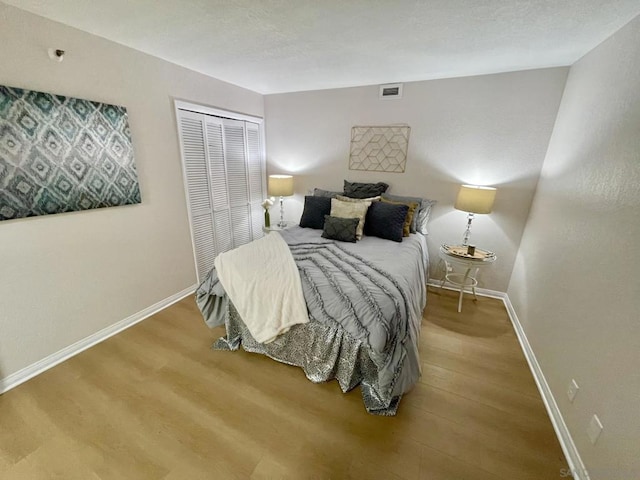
[0,85,141,221]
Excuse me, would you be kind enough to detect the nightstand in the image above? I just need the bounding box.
[439,244,497,313]
[262,222,297,234]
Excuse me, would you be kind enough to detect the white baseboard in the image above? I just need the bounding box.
[0,284,197,395]
[501,295,589,480]
[427,278,589,480]
[427,278,506,300]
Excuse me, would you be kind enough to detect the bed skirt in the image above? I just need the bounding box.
[214,302,401,416]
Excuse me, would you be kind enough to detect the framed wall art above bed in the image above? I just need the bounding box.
[349,125,411,173]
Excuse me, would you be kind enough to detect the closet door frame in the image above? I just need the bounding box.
[174,100,266,283]
[175,100,264,125]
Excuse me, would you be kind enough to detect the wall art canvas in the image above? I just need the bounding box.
[0,85,141,221]
[349,125,410,173]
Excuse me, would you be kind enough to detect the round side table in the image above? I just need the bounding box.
[439,245,496,313]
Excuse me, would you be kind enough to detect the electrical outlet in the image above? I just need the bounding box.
[587,414,603,445]
[567,379,579,403]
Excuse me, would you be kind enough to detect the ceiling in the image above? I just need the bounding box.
[4,0,640,94]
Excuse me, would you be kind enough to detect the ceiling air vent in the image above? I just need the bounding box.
[379,83,403,100]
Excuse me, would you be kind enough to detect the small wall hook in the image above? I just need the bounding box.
[47,48,65,62]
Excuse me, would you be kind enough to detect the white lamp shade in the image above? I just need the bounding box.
[454,185,497,214]
[268,175,294,197]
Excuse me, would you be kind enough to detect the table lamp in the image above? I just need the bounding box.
[268,174,294,227]
[454,184,497,246]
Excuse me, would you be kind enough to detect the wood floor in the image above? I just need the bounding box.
[0,287,568,479]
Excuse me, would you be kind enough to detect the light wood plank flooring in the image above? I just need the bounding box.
[0,287,568,479]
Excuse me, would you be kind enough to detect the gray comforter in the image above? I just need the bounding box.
[196,226,428,415]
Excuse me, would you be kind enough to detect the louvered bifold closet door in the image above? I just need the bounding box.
[204,117,233,255]
[223,118,252,248]
[178,111,216,282]
[177,105,266,284]
[246,121,266,239]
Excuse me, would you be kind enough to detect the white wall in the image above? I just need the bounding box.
[0,4,263,382]
[264,69,568,291]
[508,15,640,480]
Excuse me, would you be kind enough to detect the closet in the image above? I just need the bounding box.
[175,102,266,282]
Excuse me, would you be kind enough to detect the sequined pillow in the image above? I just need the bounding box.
[364,201,409,243]
[321,215,359,243]
[330,198,371,240]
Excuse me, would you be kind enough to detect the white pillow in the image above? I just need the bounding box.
[335,194,381,203]
[330,198,371,240]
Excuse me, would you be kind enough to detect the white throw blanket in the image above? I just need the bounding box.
[213,232,309,344]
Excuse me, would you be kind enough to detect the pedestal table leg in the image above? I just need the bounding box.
[458,267,472,313]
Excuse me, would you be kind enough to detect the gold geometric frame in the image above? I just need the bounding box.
[349,125,410,173]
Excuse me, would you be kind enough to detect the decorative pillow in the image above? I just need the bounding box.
[330,198,371,240]
[321,215,359,243]
[343,180,389,199]
[313,188,342,198]
[364,202,409,243]
[381,193,437,234]
[335,194,381,203]
[413,199,436,234]
[299,195,332,229]
[380,197,418,237]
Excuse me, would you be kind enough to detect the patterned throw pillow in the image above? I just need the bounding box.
[330,198,371,240]
[364,201,409,243]
[381,193,437,234]
[299,195,332,229]
[343,180,389,199]
[380,197,418,237]
[321,215,359,243]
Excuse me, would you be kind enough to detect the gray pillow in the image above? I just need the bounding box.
[363,202,408,243]
[313,188,341,198]
[299,195,331,229]
[343,180,389,199]
[321,215,359,242]
[381,193,436,234]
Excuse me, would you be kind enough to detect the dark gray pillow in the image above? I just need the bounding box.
[313,188,341,198]
[381,193,436,234]
[343,180,389,199]
[300,195,332,229]
[321,215,359,242]
[364,201,409,243]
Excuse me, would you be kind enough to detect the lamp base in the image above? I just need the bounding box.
[462,213,474,246]
[278,196,286,228]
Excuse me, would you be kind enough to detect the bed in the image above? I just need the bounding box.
[196,224,429,415]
